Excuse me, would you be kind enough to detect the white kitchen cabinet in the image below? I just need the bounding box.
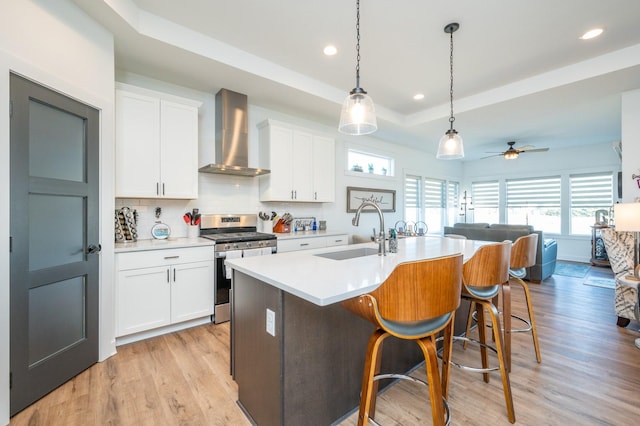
[258,119,335,202]
[115,83,200,199]
[277,234,348,253]
[115,246,214,338]
[312,135,335,202]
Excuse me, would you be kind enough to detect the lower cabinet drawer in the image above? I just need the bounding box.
[278,237,326,253]
[325,234,348,247]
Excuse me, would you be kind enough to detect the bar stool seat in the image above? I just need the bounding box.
[342,254,463,426]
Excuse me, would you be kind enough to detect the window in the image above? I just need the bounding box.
[404,176,459,233]
[446,181,460,226]
[424,178,445,233]
[506,176,561,233]
[570,172,613,235]
[404,175,421,223]
[347,149,393,176]
[471,181,499,223]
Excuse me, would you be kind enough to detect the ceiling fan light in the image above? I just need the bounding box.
[504,151,519,160]
[436,129,464,159]
[339,89,377,135]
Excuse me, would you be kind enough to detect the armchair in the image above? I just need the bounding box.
[599,228,639,327]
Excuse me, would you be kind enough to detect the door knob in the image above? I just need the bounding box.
[86,244,102,254]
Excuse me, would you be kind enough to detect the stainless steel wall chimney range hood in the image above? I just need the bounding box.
[199,88,270,177]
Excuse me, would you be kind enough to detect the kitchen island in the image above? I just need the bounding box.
[226,236,487,425]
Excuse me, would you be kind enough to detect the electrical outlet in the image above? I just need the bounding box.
[266,308,275,336]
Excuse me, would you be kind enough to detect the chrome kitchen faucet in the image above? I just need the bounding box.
[352,201,386,256]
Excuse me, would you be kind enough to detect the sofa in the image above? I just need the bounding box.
[443,223,558,282]
[600,228,639,327]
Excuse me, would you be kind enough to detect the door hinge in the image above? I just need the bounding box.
[9,100,13,118]
[9,236,12,253]
[9,372,12,389]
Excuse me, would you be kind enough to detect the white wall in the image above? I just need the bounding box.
[621,89,640,203]
[462,143,621,262]
[114,72,463,242]
[0,1,115,423]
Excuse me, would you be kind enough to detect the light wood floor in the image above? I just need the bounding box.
[10,265,640,425]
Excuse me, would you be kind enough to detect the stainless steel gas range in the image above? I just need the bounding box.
[200,214,277,324]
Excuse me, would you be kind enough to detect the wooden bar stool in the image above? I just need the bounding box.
[342,254,463,426]
[451,241,516,424]
[465,234,542,371]
[505,233,542,369]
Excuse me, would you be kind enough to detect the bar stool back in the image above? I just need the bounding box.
[342,254,463,426]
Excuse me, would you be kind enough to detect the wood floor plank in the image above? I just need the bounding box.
[10,266,640,425]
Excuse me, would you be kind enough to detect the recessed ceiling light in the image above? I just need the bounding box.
[580,28,603,40]
[413,93,425,100]
[323,45,337,56]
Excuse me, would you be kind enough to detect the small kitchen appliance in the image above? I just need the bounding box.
[200,214,277,323]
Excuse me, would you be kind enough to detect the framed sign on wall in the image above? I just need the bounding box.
[346,186,396,213]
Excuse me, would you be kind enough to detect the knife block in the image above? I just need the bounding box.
[273,221,290,233]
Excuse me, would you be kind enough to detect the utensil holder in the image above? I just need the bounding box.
[261,220,273,233]
[187,225,200,239]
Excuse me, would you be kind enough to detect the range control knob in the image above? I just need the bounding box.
[246,242,252,248]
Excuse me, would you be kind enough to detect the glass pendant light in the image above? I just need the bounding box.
[339,0,377,135]
[436,23,464,160]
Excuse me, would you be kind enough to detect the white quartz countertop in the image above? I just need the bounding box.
[226,236,489,306]
[275,230,349,240]
[114,237,214,253]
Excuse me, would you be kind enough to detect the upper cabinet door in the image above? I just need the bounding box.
[160,100,199,198]
[115,91,161,198]
[291,130,314,201]
[115,84,200,199]
[312,135,335,202]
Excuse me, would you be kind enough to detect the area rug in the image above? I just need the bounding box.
[554,261,591,278]
[583,278,615,289]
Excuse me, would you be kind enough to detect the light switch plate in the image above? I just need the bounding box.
[266,308,275,336]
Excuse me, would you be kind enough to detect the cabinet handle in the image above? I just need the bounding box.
[173,268,176,282]
[156,182,160,196]
[300,243,309,247]
[162,183,165,196]
[315,192,318,200]
[166,269,170,283]
[164,256,180,260]
[335,239,343,243]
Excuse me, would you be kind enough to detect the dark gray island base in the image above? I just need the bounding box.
[232,270,473,425]
[232,270,428,425]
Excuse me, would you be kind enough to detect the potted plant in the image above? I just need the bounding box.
[351,164,363,172]
[368,163,374,173]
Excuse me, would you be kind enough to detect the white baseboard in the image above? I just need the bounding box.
[115,316,212,347]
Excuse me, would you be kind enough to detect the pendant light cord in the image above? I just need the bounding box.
[355,0,361,89]
[448,29,455,130]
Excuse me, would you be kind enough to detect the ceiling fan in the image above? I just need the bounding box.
[482,141,549,160]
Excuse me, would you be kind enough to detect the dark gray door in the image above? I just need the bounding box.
[9,73,100,415]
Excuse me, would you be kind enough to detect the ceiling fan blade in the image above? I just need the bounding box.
[521,148,549,153]
[480,153,504,159]
[515,145,535,151]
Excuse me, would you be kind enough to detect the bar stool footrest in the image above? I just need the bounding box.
[370,373,451,426]
[472,310,533,333]
[437,336,500,373]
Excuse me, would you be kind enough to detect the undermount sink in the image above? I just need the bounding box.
[314,247,379,260]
